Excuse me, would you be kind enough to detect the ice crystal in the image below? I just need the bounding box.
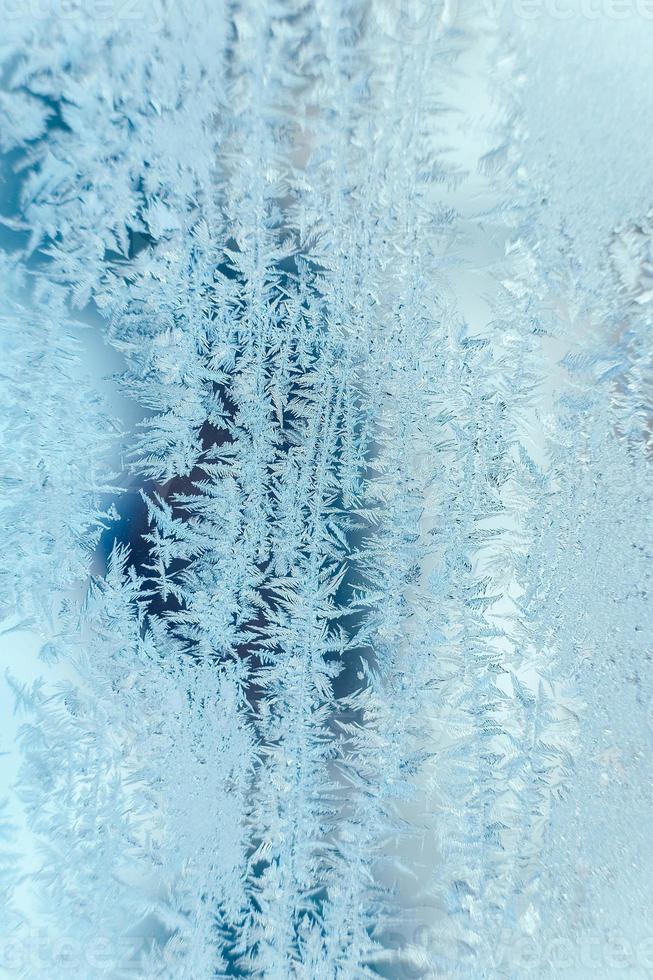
[0,2,650,978]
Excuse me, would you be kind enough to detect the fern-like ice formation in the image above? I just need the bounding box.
[0,2,650,978]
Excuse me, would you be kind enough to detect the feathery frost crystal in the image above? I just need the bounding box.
[0,2,651,977]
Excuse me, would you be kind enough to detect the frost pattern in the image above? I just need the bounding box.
[0,2,650,978]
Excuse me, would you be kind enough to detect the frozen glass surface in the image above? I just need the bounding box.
[0,2,650,977]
